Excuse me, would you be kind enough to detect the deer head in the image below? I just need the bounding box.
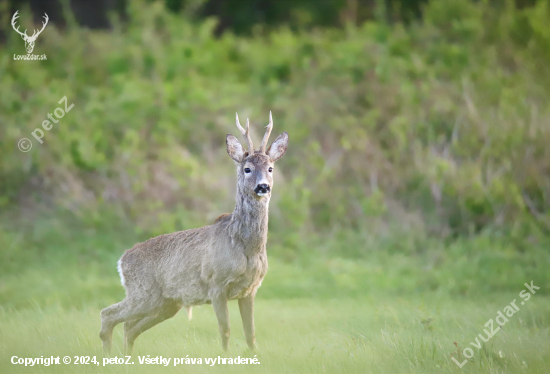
[11,11,49,54]
[227,112,289,200]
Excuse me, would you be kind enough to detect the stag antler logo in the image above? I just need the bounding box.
[11,11,49,54]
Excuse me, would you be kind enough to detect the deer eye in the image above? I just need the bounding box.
[268,167,273,172]
[244,168,251,173]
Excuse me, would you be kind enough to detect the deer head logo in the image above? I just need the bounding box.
[11,11,49,54]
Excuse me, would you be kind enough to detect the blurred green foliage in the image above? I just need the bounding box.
[0,0,549,296]
[189,0,426,35]
[2,0,549,236]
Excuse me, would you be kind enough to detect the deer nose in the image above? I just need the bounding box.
[255,184,270,194]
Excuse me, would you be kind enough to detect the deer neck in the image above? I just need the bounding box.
[229,190,269,254]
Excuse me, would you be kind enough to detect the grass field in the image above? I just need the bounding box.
[1,213,549,373]
[2,291,550,373]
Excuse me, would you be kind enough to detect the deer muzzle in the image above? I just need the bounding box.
[254,184,270,196]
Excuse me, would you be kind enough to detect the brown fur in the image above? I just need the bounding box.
[99,114,289,354]
[214,213,231,223]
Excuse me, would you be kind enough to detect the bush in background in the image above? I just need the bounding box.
[0,1,549,298]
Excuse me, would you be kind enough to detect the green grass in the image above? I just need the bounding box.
[1,213,549,373]
[1,293,549,373]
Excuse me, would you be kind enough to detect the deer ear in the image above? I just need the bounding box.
[226,134,246,162]
[267,132,289,162]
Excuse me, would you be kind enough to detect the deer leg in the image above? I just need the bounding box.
[100,298,157,354]
[123,319,140,351]
[212,294,230,351]
[238,295,256,350]
[100,301,127,354]
[124,302,181,355]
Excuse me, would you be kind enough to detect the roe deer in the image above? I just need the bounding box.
[100,112,289,354]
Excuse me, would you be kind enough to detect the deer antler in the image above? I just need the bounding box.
[236,113,254,153]
[11,11,29,39]
[260,111,273,153]
[30,13,48,40]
